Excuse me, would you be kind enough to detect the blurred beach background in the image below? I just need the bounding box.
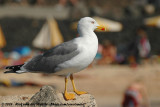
[0,0,160,107]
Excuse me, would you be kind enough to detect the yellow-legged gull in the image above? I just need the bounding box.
[4,17,105,100]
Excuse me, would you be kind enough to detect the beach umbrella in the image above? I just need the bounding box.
[32,18,64,49]
[0,26,6,48]
[71,16,123,32]
[144,16,160,28]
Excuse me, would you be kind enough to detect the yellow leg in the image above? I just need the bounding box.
[70,74,87,95]
[64,77,75,100]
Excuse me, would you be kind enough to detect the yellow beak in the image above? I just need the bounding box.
[96,25,106,31]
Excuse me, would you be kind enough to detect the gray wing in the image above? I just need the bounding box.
[23,40,79,73]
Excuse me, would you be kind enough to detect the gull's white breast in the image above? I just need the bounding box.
[55,34,98,76]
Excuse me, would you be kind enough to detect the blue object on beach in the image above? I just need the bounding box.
[14,46,31,56]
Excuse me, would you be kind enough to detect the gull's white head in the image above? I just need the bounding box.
[78,17,105,32]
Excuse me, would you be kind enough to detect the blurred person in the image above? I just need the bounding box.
[137,29,151,60]
[69,0,89,20]
[52,0,70,20]
[98,40,117,65]
[122,78,150,107]
[127,27,150,67]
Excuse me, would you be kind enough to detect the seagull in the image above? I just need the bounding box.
[4,17,105,100]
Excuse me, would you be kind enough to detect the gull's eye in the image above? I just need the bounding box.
[91,21,95,24]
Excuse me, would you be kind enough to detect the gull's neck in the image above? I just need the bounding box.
[78,26,95,38]
[77,26,98,49]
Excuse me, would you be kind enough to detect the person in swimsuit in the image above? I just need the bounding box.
[122,79,150,107]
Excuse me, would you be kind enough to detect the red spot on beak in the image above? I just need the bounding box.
[101,28,105,31]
